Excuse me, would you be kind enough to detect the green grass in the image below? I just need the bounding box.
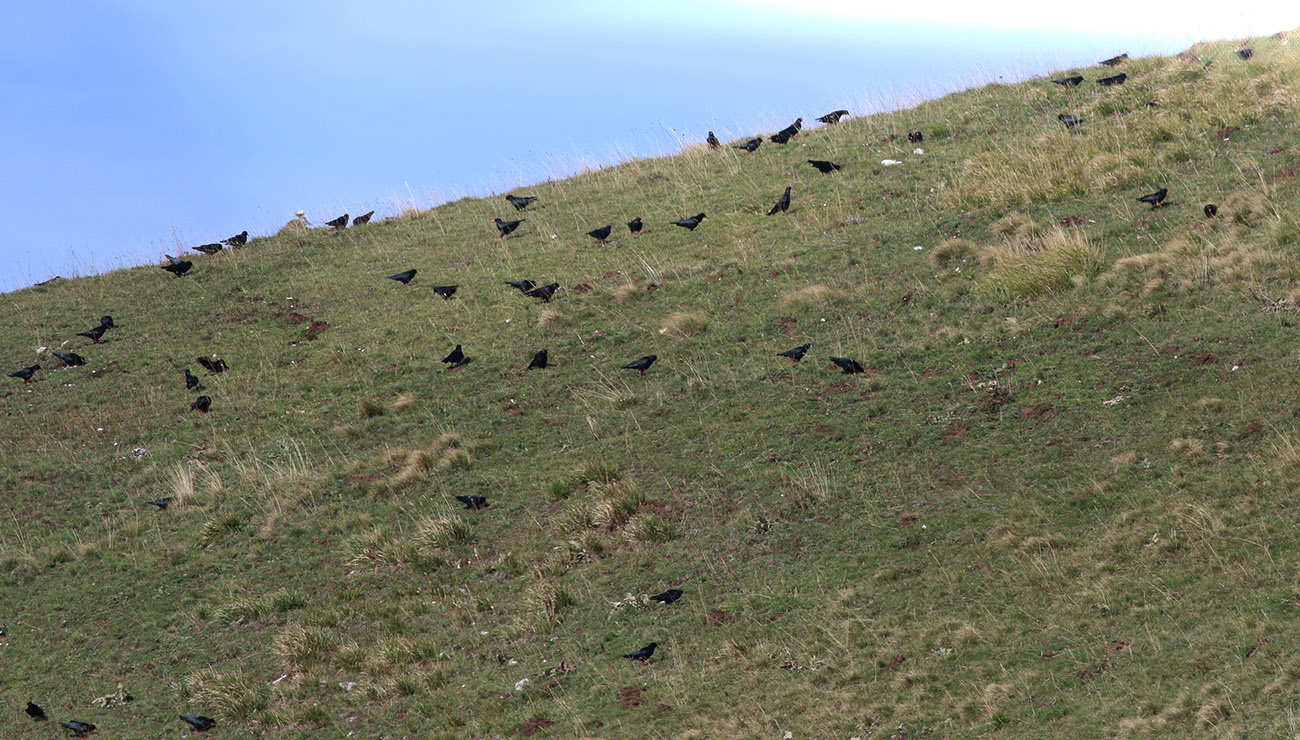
[6,31,1300,739]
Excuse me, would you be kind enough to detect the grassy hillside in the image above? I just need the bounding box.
[5,31,1300,739]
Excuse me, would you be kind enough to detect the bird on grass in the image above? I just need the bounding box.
[180,715,217,733]
[161,258,193,277]
[185,369,201,390]
[433,285,458,300]
[352,211,374,226]
[528,349,548,370]
[769,117,803,144]
[1097,73,1127,86]
[197,357,228,374]
[622,355,656,376]
[222,231,248,247]
[1205,203,1218,218]
[627,217,643,234]
[817,109,850,124]
[670,213,706,231]
[146,497,174,510]
[807,160,841,174]
[587,225,613,244]
[768,186,791,215]
[325,213,349,230]
[442,344,465,366]
[387,269,417,285]
[1099,53,1128,66]
[77,325,109,343]
[1237,48,1254,60]
[830,356,865,374]
[505,279,536,294]
[455,494,489,510]
[493,218,523,238]
[526,283,559,303]
[194,242,223,255]
[99,315,115,329]
[25,701,46,721]
[622,642,658,663]
[706,131,721,149]
[650,588,683,604]
[191,395,211,413]
[1137,188,1168,208]
[54,352,86,367]
[733,137,761,153]
[59,720,96,737]
[506,194,537,211]
[1052,76,1084,87]
[778,344,810,363]
[9,364,39,384]
[908,131,923,143]
[1058,114,1083,129]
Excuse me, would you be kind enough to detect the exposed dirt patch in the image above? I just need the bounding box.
[518,716,554,736]
[571,283,592,293]
[1192,353,1218,366]
[705,609,733,627]
[1018,405,1058,421]
[303,321,329,341]
[1059,216,1086,227]
[881,654,905,672]
[617,686,643,708]
[1216,125,1243,139]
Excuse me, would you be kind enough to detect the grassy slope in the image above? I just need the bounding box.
[5,31,1300,739]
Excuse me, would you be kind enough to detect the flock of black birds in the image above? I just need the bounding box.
[9,45,1263,725]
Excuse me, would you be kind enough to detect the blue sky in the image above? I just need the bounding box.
[3,2,1298,292]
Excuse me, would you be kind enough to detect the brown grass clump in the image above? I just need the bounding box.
[181,668,270,721]
[612,280,642,303]
[777,284,841,310]
[981,227,1104,298]
[990,212,1042,243]
[660,311,707,337]
[930,238,979,267]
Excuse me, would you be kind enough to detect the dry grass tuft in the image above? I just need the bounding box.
[660,311,708,337]
[930,238,979,267]
[981,227,1104,298]
[990,212,1042,243]
[181,668,270,721]
[612,280,642,303]
[777,284,842,310]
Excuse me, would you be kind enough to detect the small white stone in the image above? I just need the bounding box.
[913,246,923,250]
[914,148,924,154]
[882,159,903,166]
[514,678,530,691]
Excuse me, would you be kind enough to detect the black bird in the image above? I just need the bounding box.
[146,497,174,510]
[1097,73,1127,86]
[816,109,850,124]
[54,352,86,367]
[77,325,108,343]
[185,369,202,390]
[650,588,683,604]
[197,356,228,374]
[455,494,489,510]
[194,242,223,255]
[768,186,791,216]
[180,715,217,733]
[325,213,349,230]
[830,356,865,374]
[1058,113,1083,129]
[505,279,537,294]
[433,285,458,300]
[528,349,548,370]
[388,269,417,285]
[769,117,803,144]
[670,213,706,231]
[908,131,923,143]
[807,159,842,174]
[526,283,559,303]
[221,230,248,247]
[1237,48,1254,60]
[778,344,810,363]
[706,131,721,149]
[733,137,761,153]
[1099,53,1129,66]
[1137,188,1168,208]
[493,218,524,238]
[506,194,538,211]
[587,225,613,244]
[161,258,193,277]
[442,344,465,366]
[1204,203,1218,218]
[191,395,211,413]
[1052,76,1084,87]
[9,364,39,384]
[59,720,96,737]
[25,701,46,721]
[622,355,656,376]
[99,315,115,329]
[352,211,374,226]
[622,642,658,663]
[627,217,643,234]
